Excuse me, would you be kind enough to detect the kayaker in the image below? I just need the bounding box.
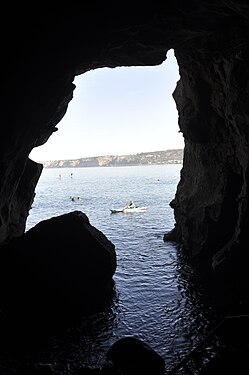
[124,200,135,209]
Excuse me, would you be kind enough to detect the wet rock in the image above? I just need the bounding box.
[102,336,165,374]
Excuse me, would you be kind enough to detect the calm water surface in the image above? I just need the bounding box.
[24,164,219,373]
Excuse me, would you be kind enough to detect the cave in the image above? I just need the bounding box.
[1,2,249,374]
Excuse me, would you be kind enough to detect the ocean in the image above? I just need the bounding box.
[24,164,219,373]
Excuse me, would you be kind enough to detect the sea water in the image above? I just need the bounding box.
[24,164,219,373]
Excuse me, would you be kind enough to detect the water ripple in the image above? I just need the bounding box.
[24,165,220,372]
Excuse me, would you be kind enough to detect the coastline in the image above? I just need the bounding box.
[39,149,183,168]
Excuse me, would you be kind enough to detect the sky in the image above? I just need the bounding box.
[29,49,184,162]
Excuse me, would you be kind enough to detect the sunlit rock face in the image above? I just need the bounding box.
[1,2,249,294]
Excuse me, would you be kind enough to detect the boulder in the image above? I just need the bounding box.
[0,211,116,333]
[102,336,165,374]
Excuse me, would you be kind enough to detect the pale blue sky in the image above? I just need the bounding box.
[30,49,184,162]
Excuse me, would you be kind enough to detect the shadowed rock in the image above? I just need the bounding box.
[0,211,116,336]
[103,336,165,374]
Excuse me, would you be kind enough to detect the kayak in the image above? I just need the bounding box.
[110,206,147,213]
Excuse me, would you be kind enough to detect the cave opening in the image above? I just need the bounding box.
[21,48,232,372]
[22,49,201,370]
[28,48,184,230]
[2,4,249,373]
[29,49,183,165]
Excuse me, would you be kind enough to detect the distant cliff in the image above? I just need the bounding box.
[41,149,183,168]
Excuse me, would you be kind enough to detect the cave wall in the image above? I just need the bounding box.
[172,23,249,256]
[1,2,249,287]
[171,20,249,286]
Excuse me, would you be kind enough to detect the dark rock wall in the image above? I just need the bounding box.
[9,158,43,240]
[171,20,249,282]
[1,2,249,291]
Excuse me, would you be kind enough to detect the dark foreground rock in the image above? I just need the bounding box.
[0,211,116,338]
[102,336,165,374]
[15,336,165,375]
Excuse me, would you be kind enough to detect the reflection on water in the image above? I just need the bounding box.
[3,165,224,373]
[32,286,121,373]
[19,245,222,375]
